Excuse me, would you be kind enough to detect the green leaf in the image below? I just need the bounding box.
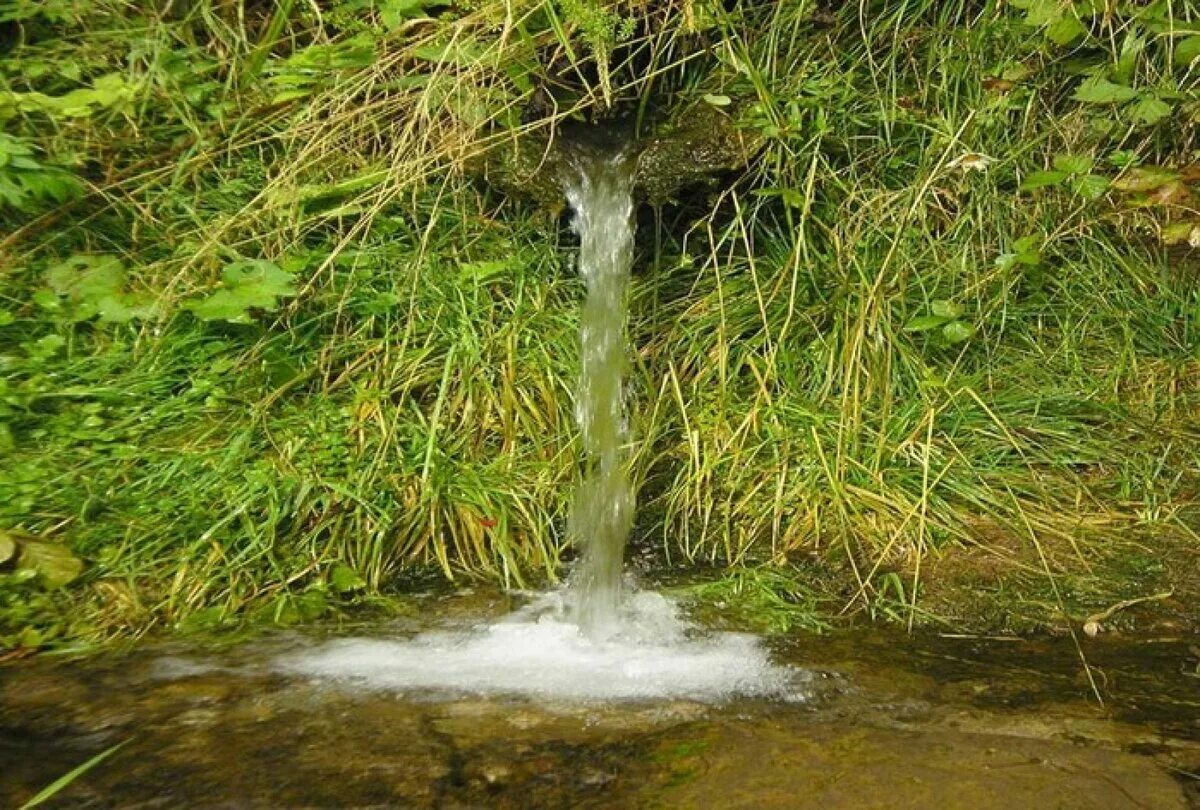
[1020,170,1068,190]
[1129,95,1172,125]
[1162,222,1200,246]
[1012,235,1043,258]
[295,589,329,621]
[702,93,732,107]
[1072,76,1139,104]
[1175,36,1200,67]
[0,531,15,564]
[185,260,296,323]
[380,0,426,27]
[45,255,123,301]
[1016,0,1062,27]
[17,626,44,649]
[1107,150,1138,169]
[43,255,157,323]
[1052,154,1093,175]
[941,320,974,344]
[16,540,83,588]
[1072,174,1109,200]
[930,299,963,319]
[904,314,949,332]
[19,739,131,809]
[330,564,366,593]
[1045,15,1086,45]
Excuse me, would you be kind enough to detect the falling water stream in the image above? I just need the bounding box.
[563,145,636,639]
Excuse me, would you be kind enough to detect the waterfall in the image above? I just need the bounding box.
[562,147,636,640]
[275,135,793,704]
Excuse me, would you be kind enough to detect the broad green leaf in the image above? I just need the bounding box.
[1072,173,1109,200]
[1052,154,1093,175]
[904,314,949,332]
[43,255,157,323]
[0,133,34,160]
[1020,170,1068,190]
[380,0,451,27]
[931,299,963,319]
[17,539,83,588]
[1175,36,1200,67]
[17,626,43,649]
[1045,15,1086,45]
[702,93,732,107]
[1129,95,1172,125]
[295,589,329,621]
[1016,0,1062,27]
[45,255,124,300]
[994,253,1020,270]
[1113,32,1146,84]
[185,260,296,324]
[1012,235,1043,261]
[1072,76,1139,104]
[1107,150,1138,169]
[0,530,15,564]
[94,295,158,324]
[942,320,973,344]
[412,36,489,67]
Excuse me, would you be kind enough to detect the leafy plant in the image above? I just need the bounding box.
[43,255,157,324]
[184,260,297,324]
[904,300,973,345]
[1020,154,1110,199]
[0,134,80,212]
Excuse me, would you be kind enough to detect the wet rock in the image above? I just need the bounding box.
[633,104,762,206]
[473,105,761,213]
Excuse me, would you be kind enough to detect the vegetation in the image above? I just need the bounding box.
[0,0,1197,650]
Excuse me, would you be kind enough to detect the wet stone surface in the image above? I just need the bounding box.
[2,623,1199,808]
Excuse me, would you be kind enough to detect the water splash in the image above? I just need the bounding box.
[276,592,800,702]
[562,146,636,639]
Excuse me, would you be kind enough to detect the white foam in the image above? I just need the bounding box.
[275,590,800,703]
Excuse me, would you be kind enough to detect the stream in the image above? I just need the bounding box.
[2,590,1198,808]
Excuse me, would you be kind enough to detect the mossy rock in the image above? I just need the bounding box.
[474,102,762,212]
[634,103,763,206]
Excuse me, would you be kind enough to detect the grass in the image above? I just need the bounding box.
[0,0,1198,648]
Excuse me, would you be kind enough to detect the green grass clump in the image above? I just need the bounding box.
[0,0,1197,647]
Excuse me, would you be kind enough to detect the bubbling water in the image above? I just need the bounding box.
[276,591,799,702]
